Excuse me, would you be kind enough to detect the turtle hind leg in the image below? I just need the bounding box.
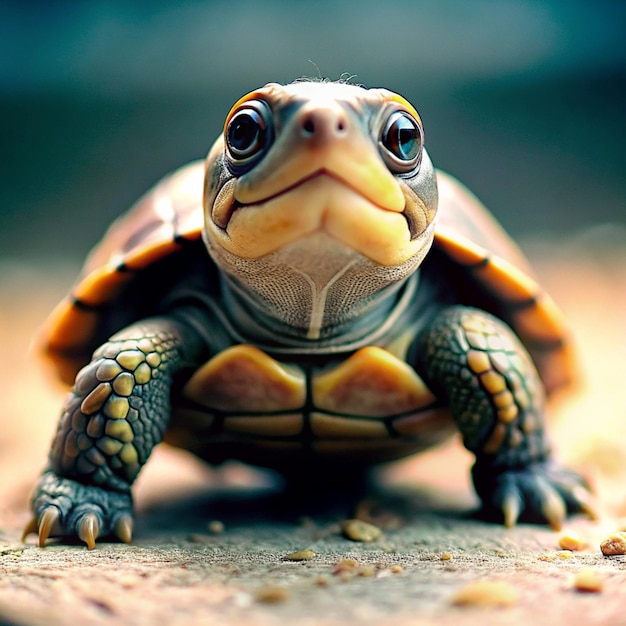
[25,315,205,549]
[411,305,594,529]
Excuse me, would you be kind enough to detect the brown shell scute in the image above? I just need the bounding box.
[39,161,205,385]
[433,225,575,394]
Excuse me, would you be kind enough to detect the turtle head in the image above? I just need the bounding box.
[202,81,439,340]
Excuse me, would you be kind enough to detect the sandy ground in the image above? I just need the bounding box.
[0,229,625,626]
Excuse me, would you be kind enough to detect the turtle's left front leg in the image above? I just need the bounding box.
[412,305,594,529]
[25,314,206,548]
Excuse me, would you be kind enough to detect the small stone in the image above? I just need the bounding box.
[255,585,289,604]
[284,549,315,561]
[441,552,452,561]
[556,550,575,559]
[558,531,588,551]
[390,564,403,574]
[573,567,603,593]
[340,519,382,542]
[207,520,225,534]
[452,581,518,607]
[357,564,376,577]
[600,532,626,556]
[332,559,359,575]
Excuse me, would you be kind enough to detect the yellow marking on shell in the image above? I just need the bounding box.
[116,351,146,371]
[480,371,507,394]
[473,255,537,301]
[80,383,112,415]
[483,423,507,454]
[312,347,435,418]
[434,230,489,266]
[182,345,306,412]
[75,265,129,308]
[310,413,389,439]
[511,293,567,344]
[223,414,303,437]
[467,350,491,375]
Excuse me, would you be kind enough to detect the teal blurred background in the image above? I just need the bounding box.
[1,0,625,264]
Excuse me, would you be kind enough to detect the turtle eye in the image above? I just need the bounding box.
[225,100,273,167]
[380,110,423,174]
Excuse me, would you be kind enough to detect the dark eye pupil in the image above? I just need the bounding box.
[384,113,421,162]
[227,110,265,157]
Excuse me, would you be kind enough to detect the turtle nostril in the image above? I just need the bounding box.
[302,117,315,135]
[337,119,345,133]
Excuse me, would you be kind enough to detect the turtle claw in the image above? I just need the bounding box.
[78,513,101,550]
[501,490,522,529]
[38,506,61,547]
[28,471,134,548]
[474,461,594,529]
[114,515,133,544]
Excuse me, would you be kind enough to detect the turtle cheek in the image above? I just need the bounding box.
[398,183,436,240]
[210,179,238,230]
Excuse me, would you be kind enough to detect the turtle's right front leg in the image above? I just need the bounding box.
[25,315,205,549]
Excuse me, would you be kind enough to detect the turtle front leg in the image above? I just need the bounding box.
[25,315,205,548]
[412,306,593,529]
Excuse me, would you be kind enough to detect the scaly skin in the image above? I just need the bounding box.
[26,315,205,548]
[412,306,593,529]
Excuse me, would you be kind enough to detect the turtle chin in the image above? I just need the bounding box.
[205,229,435,341]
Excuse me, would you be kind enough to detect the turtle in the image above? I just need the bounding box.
[25,80,593,550]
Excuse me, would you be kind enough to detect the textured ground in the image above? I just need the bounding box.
[0,232,625,626]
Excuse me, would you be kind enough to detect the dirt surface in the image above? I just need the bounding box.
[1,231,625,626]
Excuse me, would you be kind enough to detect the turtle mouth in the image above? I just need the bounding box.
[213,170,420,238]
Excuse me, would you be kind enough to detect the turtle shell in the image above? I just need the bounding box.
[39,162,576,395]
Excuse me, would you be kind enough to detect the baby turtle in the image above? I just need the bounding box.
[25,80,592,549]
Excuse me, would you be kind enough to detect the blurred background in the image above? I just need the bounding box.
[1,0,624,264]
